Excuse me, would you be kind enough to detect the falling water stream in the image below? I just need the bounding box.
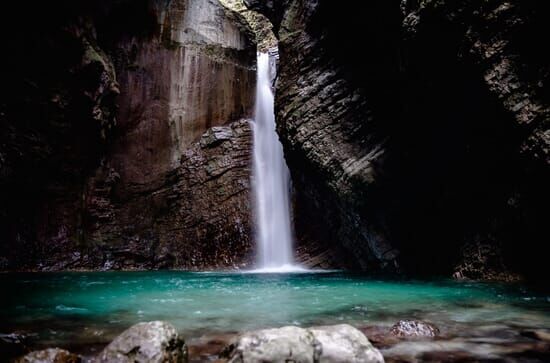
[1,55,548,363]
[252,52,300,271]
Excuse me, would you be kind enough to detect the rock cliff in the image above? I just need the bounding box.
[1,0,547,279]
[246,0,549,280]
[0,0,257,270]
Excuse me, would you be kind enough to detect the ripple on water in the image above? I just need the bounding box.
[0,271,548,361]
[55,305,89,314]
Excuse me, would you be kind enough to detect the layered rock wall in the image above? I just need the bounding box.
[2,0,548,278]
[247,0,549,280]
[0,0,257,270]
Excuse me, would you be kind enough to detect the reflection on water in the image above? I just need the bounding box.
[1,271,549,359]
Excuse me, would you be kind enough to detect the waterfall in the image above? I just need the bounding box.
[252,52,299,271]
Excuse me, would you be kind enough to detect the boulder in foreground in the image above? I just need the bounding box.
[310,325,385,363]
[225,324,384,363]
[95,321,187,363]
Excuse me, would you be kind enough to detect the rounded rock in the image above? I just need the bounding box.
[310,324,385,363]
[95,321,187,363]
[227,326,321,363]
[225,325,384,363]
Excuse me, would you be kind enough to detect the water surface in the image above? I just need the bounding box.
[1,271,549,359]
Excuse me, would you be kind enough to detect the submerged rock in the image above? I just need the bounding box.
[225,324,384,363]
[95,321,187,363]
[390,320,440,338]
[16,348,80,363]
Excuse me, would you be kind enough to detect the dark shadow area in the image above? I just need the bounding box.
[0,1,157,269]
[279,0,548,281]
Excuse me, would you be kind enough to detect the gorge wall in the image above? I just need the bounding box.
[0,0,257,270]
[246,0,549,280]
[1,0,547,280]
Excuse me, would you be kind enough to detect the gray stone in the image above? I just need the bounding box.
[226,325,384,363]
[95,321,187,363]
[200,127,235,148]
[310,325,384,363]
[227,326,321,363]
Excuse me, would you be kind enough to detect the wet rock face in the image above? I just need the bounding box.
[112,0,256,188]
[225,325,384,363]
[248,0,549,280]
[45,119,254,271]
[242,0,287,34]
[87,119,254,270]
[0,0,256,270]
[96,321,187,363]
[246,0,405,272]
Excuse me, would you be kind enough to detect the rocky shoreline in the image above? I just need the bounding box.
[9,319,550,363]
